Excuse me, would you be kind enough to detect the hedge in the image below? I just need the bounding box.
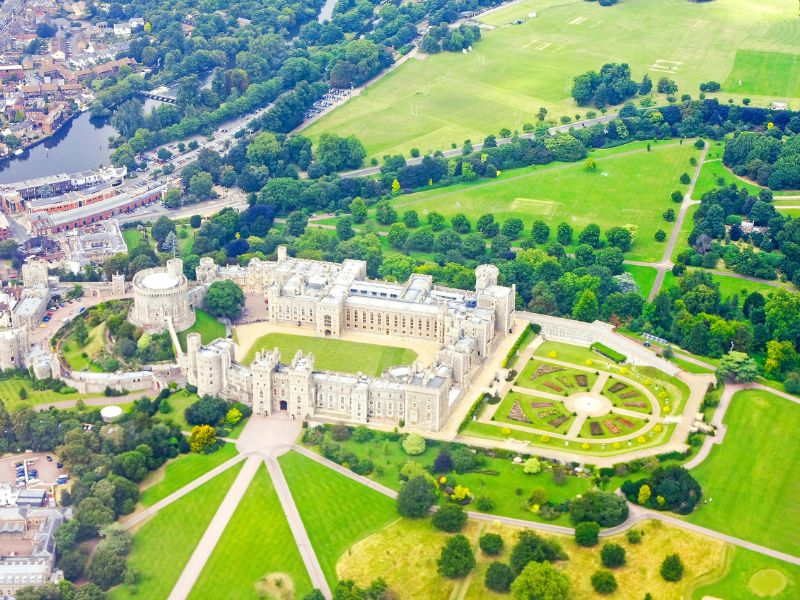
[458,393,490,433]
[590,342,627,363]
[502,323,540,368]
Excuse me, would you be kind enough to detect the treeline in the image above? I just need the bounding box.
[723,128,800,190]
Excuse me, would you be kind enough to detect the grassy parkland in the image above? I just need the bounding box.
[187,466,314,600]
[240,331,417,376]
[688,389,800,557]
[303,0,800,158]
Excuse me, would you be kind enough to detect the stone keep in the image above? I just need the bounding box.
[129,258,195,331]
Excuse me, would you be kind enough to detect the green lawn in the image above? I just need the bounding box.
[662,270,780,299]
[0,377,90,412]
[177,309,227,351]
[688,389,800,556]
[240,332,417,376]
[624,264,658,298]
[187,465,313,600]
[672,203,699,262]
[695,157,763,198]
[110,462,243,600]
[723,49,800,98]
[692,546,800,600]
[304,0,800,159]
[61,322,105,372]
[492,390,575,434]
[377,141,695,262]
[279,451,398,587]
[155,389,199,431]
[122,228,143,252]
[138,443,239,507]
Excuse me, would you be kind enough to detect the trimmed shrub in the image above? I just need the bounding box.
[479,533,504,556]
[574,521,600,547]
[402,433,426,455]
[432,505,467,532]
[600,543,626,568]
[485,562,514,592]
[591,570,618,594]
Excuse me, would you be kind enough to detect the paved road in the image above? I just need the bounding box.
[166,454,262,600]
[339,115,618,179]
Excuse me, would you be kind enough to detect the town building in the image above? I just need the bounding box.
[0,507,63,598]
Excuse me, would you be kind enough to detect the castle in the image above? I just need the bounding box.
[184,247,516,431]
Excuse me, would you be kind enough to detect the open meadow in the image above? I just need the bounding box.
[303,0,800,158]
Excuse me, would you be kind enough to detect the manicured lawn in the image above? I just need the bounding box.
[279,451,397,587]
[669,355,715,374]
[672,203,699,262]
[138,443,239,507]
[624,264,658,298]
[380,141,696,262]
[61,321,106,372]
[515,358,597,394]
[0,377,89,412]
[723,49,800,98]
[187,466,313,600]
[110,462,243,600]
[688,389,800,556]
[122,228,143,252]
[240,332,417,376]
[695,157,763,198]
[177,309,227,350]
[155,389,199,432]
[492,390,575,434]
[692,546,800,600]
[304,0,799,158]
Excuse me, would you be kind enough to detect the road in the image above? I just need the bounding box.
[339,115,618,179]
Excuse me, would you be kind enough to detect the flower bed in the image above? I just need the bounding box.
[604,420,621,434]
[507,400,531,423]
[609,382,628,394]
[615,416,635,429]
[619,390,641,399]
[530,401,554,408]
[548,415,569,428]
[531,364,563,380]
[590,422,604,436]
[543,382,564,393]
[624,401,647,408]
[575,374,588,387]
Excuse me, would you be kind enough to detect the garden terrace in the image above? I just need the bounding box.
[492,390,576,435]
[515,359,598,395]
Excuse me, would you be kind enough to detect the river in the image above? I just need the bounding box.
[0,111,115,184]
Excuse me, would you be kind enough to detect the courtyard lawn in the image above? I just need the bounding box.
[240,332,417,376]
[187,466,313,600]
[177,309,227,350]
[624,264,658,299]
[110,462,243,600]
[383,141,696,262]
[279,451,397,587]
[492,390,575,435]
[138,443,239,507]
[303,0,800,159]
[688,389,800,556]
[60,322,105,372]
[692,546,800,600]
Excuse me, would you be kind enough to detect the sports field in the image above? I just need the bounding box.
[304,0,800,158]
[240,332,417,376]
[388,141,696,262]
[688,389,800,556]
[187,466,314,599]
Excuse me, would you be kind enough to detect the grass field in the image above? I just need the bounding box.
[382,141,695,262]
[60,321,106,372]
[695,158,764,198]
[338,517,727,600]
[177,309,227,350]
[688,389,800,556]
[153,388,199,431]
[662,270,780,299]
[723,49,800,98]
[122,228,143,251]
[0,377,89,412]
[279,451,397,587]
[110,462,243,600]
[138,443,238,507]
[187,465,313,600]
[692,546,800,600]
[624,264,658,298]
[240,332,417,376]
[304,0,800,158]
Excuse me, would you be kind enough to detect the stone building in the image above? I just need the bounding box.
[184,249,516,431]
[129,258,196,332]
[0,328,28,370]
[0,506,63,597]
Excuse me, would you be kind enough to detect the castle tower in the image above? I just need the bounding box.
[166,257,184,278]
[186,333,202,386]
[277,245,288,262]
[288,351,315,418]
[111,272,126,295]
[195,256,217,284]
[251,348,280,416]
[475,264,499,291]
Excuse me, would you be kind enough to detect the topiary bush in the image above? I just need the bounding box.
[402,432,426,455]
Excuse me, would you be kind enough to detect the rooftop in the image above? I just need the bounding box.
[140,272,180,290]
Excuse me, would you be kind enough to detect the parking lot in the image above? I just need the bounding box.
[0,453,66,487]
[28,296,89,347]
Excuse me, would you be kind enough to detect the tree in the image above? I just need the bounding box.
[438,534,475,578]
[286,211,309,237]
[336,217,355,241]
[375,200,397,225]
[660,554,685,581]
[428,211,446,231]
[573,289,600,322]
[73,317,89,346]
[402,433,426,455]
[600,543,626,568]
[591,570,618,594]
[302,591,325,600]
[479,533,504,556]
[557,222,573,246]
[246,132,281,165]
[452,213,472,234]
[485,562,514,592]
[477,214,500,238]
[188,425,217,453]
[75,497,115,535]
[350,198,368,224]
[578,223,601,248]
[190,215,202,228]
[188,172,215,199]
[151,216,176,245]
[185,395,228,426]
[531,221,550,245]
[657,77,678,94]
[574,521,600,547]
[638,484,651,505]
[569,491,628,526]
[510,531,565,575]
[386,223,409,249]
[511,561,571,600]
[433,450,454,473]
[606,226,633,251]
[523,457,541,474]
[655,229,667,242]
[203,280,244,320]
[717,351,759,383]
[432,504,467,532]
[403,210,420,228]
[502,217,525,239]
[396,476,436,517]
[639,74,653,95]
